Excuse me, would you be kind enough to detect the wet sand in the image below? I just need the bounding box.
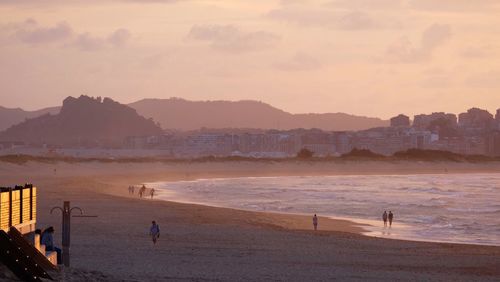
[1,160,499,281]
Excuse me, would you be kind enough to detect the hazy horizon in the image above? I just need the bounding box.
[1,0,500,119]
[1,95,499,119]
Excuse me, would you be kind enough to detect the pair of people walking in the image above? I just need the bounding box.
[130,184,155,199]
[382,211,394,227]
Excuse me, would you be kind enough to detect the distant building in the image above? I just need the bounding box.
[428,136,487,155]
[458,108,494,131]
[0,141,26,150]
[496,109,500,130]
[390,114,410,127]
[409,130,432,149]
[413,112,457,130]
[486,132,500,157]
[300,132,335,156]
[333,132,352,155]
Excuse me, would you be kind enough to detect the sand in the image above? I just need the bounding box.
[1,160,499,281]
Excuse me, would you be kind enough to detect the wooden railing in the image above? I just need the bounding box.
[0,184,37,234]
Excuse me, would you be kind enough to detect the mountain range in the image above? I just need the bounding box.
[0,106,60,132]
[129,98,388,131]
[0,96,162,147]
[0,97,388,132]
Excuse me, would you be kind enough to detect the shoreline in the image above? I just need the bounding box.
[146,176,500,248]
[37,160,500,245]
[1,160,499,280]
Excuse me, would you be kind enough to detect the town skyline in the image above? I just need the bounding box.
[1,95,499,158]
[1,1,500,118]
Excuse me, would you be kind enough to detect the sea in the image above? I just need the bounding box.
[148,173,500,246]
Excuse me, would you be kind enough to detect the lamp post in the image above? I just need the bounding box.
[50,201,82,267]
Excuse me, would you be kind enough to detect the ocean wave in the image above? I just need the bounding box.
[155,173,500,245]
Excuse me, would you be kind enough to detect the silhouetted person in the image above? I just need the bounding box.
[139,185,146,198]
[150,221,160,245]
[131,186,135,194]
[313,214,318,231]
[150,188,155,199]
[41,226,62,264]
[388,211,394,227]
[382,211,388,227]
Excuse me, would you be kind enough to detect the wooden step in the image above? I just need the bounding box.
[8,227,58,272]
[0,230,53,281]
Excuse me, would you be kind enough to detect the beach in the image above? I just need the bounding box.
[1,160,500,281]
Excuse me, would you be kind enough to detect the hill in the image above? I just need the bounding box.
[129,98,388,131]
[0,106,60,131]
[0,96,162,147]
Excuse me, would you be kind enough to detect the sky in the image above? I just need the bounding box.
[0,0,499,119]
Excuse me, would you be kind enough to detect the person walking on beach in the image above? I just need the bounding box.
[388,211,394,227]
[382,211,388,227]
[313,214,318,231]
[150,221,160,245]
[139,185,146,198]
[131,185,135,195]
[150,188,155,199]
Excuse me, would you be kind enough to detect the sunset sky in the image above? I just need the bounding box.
[0,0,499,119]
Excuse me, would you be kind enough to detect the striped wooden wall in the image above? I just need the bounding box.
[0,186,37,233]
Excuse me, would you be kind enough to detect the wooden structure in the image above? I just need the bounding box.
[0,184,57,281]
[0,184,37,234]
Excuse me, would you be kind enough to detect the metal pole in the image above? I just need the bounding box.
[62,201,70,267]
[50,201,83,267]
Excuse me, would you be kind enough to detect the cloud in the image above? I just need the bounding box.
[337,11,375,30]
[72,33,105,51]
[275,52,323,71]
[278,0,303,5]
[187,24,279,53]
[465,70,500,88]
[383,23,451,63]
[0,0,183,4]
[460,45,496,59]
[266,6,383,30]
[326,0,403,10]
[72,28,131,51]
[421,24,451,50]
[266,7,333,27]
[420,75,451,88]
[139,54,166,69]
[3,19,131,51]
[107,28,131,47]
[122,0,181,2]
[409,0,500,12]
[13,19,73,44]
